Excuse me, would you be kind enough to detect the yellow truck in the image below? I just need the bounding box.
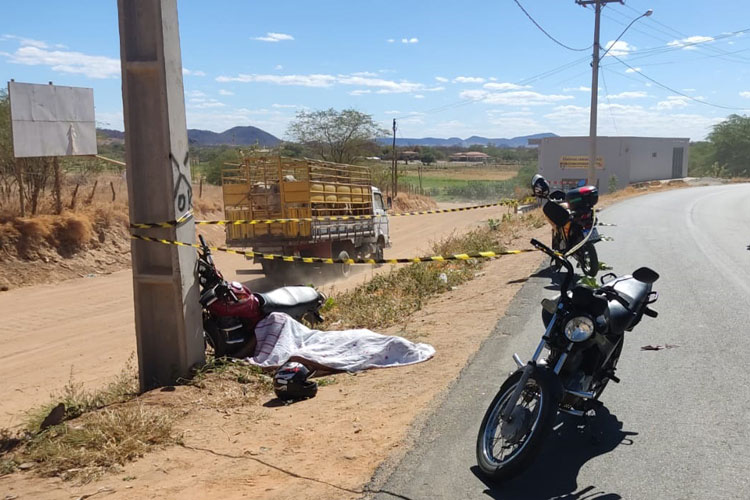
[221,155,390,278]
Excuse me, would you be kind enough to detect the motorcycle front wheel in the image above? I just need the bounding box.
[476,368,561,481]
[578,242,599,277]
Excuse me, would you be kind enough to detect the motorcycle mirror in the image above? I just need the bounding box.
[542,199,570,226]
[633,267,659,284]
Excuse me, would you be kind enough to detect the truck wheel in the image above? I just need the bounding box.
[336,250,351,278]
[375,241,385,266]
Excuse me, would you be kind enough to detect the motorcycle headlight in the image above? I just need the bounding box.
[564,316,595,342]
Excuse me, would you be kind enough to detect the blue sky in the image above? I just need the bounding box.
[2,0,750,141]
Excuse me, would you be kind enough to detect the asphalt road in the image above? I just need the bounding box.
[372,184,750,500]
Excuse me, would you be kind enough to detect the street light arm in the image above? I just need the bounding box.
[598,9,652,60]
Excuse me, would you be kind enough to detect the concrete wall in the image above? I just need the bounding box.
[537,136,690,194]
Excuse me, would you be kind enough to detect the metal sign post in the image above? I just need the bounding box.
[117,0,204,390]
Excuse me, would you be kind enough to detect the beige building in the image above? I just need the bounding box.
[531,136,689,194]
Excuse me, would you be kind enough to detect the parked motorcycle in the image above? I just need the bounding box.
[196,235,326,358]
[475,200,659,481]
[532,174,601,277]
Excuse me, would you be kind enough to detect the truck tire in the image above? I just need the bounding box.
[336,250,352,278]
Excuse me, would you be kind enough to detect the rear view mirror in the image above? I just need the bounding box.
[633,267,659,284]
[543,200,570,227]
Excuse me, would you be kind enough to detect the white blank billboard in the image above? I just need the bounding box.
[8,81,97,158]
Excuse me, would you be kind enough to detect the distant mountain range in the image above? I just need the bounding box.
[376,133,558,148]
[98,127,555,149]
[97,126,281,147]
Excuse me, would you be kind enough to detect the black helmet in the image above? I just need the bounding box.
[532,174,550,198]
[273,361,318,400]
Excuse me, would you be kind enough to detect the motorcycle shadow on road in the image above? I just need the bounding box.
[471,405,638,500]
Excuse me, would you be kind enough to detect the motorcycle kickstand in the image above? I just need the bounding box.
[581,399,604,445]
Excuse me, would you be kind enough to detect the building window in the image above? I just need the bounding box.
[652,152,657,158]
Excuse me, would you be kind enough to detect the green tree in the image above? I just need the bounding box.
[707,114,750,177]
[286,108,388,164]
[687,141,716,176]
[420,150,436,165]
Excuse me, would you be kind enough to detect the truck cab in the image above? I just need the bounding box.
[371,186,390,258]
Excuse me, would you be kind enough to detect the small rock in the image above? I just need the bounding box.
[18,462,34,470]
[344,454,356,460]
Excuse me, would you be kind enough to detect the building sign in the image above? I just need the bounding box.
[559,155,604,169]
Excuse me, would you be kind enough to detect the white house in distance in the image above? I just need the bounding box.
[530,136,690,194]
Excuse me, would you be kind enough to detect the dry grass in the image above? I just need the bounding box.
[22,404,176,482]
[390,192,438,212]
[321,212,545,332]
[0,357,178,483]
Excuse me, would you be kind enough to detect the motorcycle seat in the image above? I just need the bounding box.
[604,277,652,334]
[257,286,322,318]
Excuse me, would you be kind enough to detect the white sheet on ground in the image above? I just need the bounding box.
[245,312,435,371]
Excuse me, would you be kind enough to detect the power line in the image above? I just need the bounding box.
[512,0,592,52]
[609,54,750,111]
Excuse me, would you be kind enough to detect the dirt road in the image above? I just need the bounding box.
[0,203,510,427]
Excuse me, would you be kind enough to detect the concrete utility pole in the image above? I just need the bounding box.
[392,118,397,197]
[117,0,204,390]
[576,0,652,187]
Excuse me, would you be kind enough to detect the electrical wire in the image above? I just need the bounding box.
[609,54,750,111]
[512,0,592,52]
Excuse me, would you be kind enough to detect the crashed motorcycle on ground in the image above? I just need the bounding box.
[196,235,326,358]
[532,174,601,277]
[475,200,659,481]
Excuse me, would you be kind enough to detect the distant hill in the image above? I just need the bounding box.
[376,133,558,148]
[97,126,281,147]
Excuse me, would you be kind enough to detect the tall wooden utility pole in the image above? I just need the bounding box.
[391,118,397,197]
[117,0,204,390]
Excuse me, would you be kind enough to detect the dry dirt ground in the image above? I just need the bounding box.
[0,182,693,499]
[1,223,548,500]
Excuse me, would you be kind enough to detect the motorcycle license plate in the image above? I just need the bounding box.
[583,227,601,242]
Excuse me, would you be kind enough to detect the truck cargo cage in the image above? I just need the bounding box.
[221,155,375,245]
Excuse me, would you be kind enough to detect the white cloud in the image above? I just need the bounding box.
[187,95,226,109]
[0,34,49,48]
[603,40,635,57]
[352,71,378,77]
[414,94,425,99]
[387,39,395,43]
[460,89,573,106]
[2,45,120,79]
[253,32,294,42]
[483,82,528,91]
[216,73,337,87]
[218,89,234,96]
[349,89,372,96]
[544,103,720,139]
[563,86,592,92]
[275,64,283,70]
[401,37,419,44]
[739,91,750,98]
[435,76,449,83]
[655,96,690,110]
[272,103,298,108]
[608,91,648,99]
[183,68,206,76]
[668,35,714,50]
[625,67,641,73]
[217,72,443,94]
[453,76,485,84]
[186,90,207,98]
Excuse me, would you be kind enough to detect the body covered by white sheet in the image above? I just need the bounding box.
[246,312,435,371]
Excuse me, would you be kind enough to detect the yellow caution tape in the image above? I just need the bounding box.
[128,197,538,229]
[129,234,537,264]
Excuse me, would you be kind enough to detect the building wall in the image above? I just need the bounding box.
[538,136,690,194]
[627,137,689,183]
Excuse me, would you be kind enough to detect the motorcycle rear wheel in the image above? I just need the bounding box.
[476,368,561,481]
[578,242,599,277]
